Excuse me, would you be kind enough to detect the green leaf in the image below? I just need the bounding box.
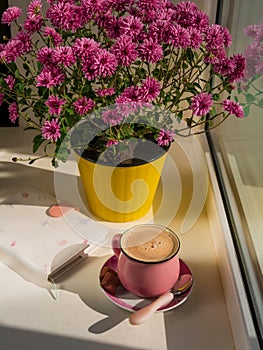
[21,106,30,113]
[177,110,183,120]
[190,82,201,91]
[82,84,93,95]
[28,158,37,165]
[243,105,250,117]
[213,93,220,101]
[25,88,32,96]
[194,51,199,59]
[37,86,49,99]
[17,83,25,93]
[258,98,263,107]
[164,94,171,103]
[52,158,59,168]
[245,93,255,103]
[205,81,211,91]
[209,106,217,117]
[185,48,194,64]
[24,126,38,131]
[33,100,47,115]
[65,107,75,116]
[32,134,45,153]
[186,83,198,94]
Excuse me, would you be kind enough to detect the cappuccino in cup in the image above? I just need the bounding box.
[121,225,179,262]
[112,224,180,297]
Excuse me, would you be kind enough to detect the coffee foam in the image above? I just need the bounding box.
[122,226,179,262]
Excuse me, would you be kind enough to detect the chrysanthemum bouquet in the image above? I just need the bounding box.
[237,17,263,116]
[0,0,245,166]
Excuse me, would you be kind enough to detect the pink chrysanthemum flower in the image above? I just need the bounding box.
[170,24,191,48]
[255,61,263,75]
[37,47,55,66]
[194,10,210,31]
[190,92,213,116]
[112,0,134,12]
[0,31,31,63]
[47,2,86,32]
[243,24,261,39]
[4,75,15,90]
[24,14,44,34]
[160,7,175,20]
[86,0,112,14]
[160,22,177,44]
[94,12,109,28]
[213,57,236,76]
[221,27,232,48]
[36,67,65,88]
[16,31,32,54]
[173,1,209,30]
[106,139,118,148]
[45,95,66,115]
[116,86,144,115]
[119,15,143,38]
[244,39,262,78]
[73,38,100,60]
[204,25,225,50]
[156,129,174,147]
[0,93,4,106]
[116,86,142,104]
[204,47,227,65]
[228,54,246,82]
[1,6,22,26]
[43,27,63,46]
[222,100,244,118]
[8,102,19,123]
[80,46,113,82]
[96,87,116,97]
[204,24,232,51]
[148,19,170,43]
[244,23,263,40]
[243,33,263,77]
[27,0,42,16]
[0,42,17,63]
[138,38,163,63]
[138,0,166,12]
[41,118,61,142]
[73,96,95,115]
[117,102,142,116]
[78,1,93,23]
[102,108,124,126]
[92,49,117,78]
[82,60,97,81]
[140,77,161,102]
[104,16,122,39]
[111,35,138,66]
[188,28,203,49]
[172,1,198,26]
[53,46,76,66]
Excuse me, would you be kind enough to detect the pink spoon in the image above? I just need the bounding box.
[129,274,193,325]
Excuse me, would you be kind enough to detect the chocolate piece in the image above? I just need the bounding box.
[100,266,120,295]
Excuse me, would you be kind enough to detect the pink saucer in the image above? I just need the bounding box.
[100,256,193,312]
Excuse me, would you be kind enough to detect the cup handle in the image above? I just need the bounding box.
[112,233,122,258]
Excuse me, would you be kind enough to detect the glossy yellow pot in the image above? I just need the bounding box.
[77,152,167,222]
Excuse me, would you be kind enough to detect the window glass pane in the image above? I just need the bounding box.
[212,0,263,344]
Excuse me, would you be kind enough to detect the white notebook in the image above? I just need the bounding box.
[0,190,108,280]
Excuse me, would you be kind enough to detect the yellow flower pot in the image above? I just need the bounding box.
[77,152,167,222]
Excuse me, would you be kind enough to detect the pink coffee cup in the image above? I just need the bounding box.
[112,224,180,298]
